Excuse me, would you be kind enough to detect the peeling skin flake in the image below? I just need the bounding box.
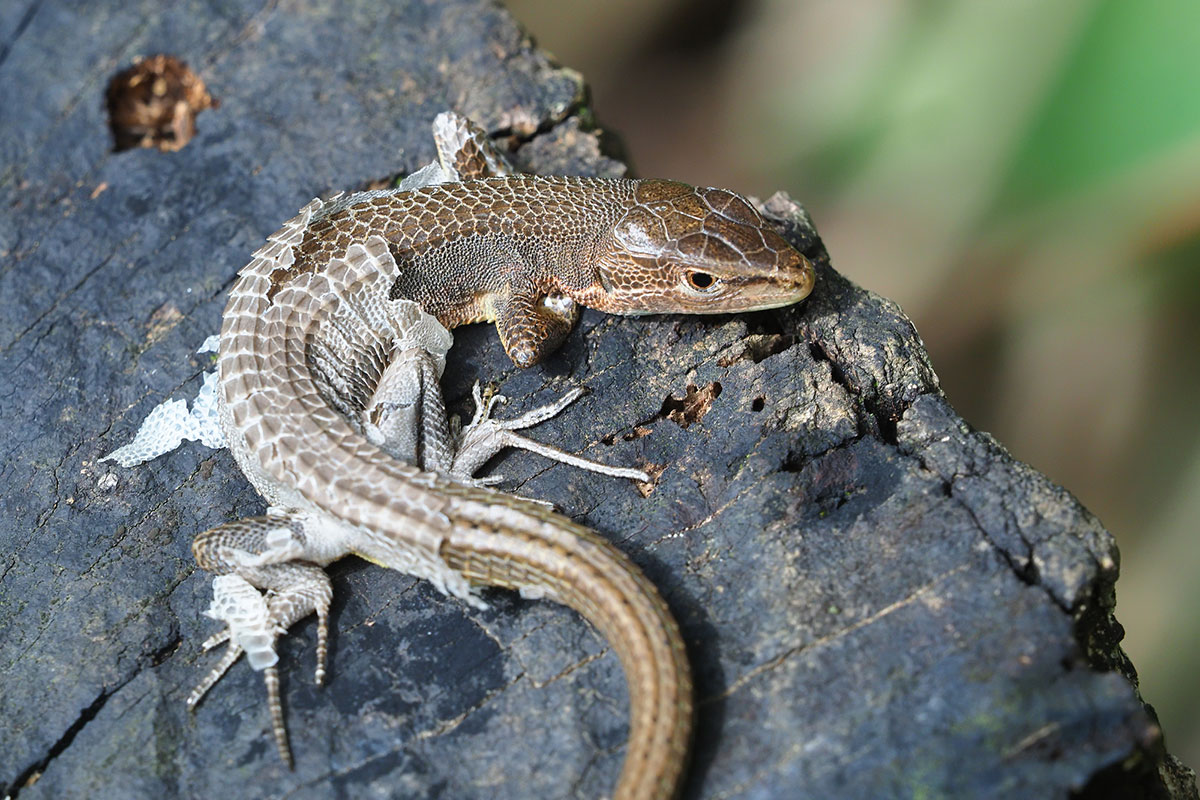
[102,369,225,466]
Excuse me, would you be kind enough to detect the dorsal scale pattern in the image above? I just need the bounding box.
[277,176,631,328]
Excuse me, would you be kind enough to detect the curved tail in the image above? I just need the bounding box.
[441,504,693,800]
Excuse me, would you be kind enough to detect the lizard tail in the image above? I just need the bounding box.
[441,509,693,800]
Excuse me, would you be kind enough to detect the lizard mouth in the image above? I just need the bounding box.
[586,247,815,317]
[747,249,815,306]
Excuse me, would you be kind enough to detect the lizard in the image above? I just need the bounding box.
[181,112,814,799]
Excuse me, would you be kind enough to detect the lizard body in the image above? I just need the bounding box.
[191,114,813,799]
[283,173,810,367]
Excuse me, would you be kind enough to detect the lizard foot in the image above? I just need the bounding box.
[188,515,335,767]
[451,381,649,483]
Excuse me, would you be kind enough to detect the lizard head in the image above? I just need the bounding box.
[587,179,815,315]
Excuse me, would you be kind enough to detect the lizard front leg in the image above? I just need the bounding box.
[493,282,579,368]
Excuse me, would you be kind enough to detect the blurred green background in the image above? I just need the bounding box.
[509,0,1200,771]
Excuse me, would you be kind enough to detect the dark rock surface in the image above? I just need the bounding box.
[1,1,1194,798]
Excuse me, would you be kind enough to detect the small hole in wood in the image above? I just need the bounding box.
[659,381,722,429]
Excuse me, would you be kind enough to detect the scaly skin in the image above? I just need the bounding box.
[194,150,813,797]
[284,174,812,366]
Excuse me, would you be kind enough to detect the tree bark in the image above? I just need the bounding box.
[0,1,1193,797]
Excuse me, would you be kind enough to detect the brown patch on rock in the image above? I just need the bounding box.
[106,55,217,152]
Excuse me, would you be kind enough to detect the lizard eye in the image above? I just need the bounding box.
[685,271,717,291]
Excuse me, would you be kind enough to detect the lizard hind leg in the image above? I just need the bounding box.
[189,514,335,766]
[451,380,649,483]
[353,297,646,485]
